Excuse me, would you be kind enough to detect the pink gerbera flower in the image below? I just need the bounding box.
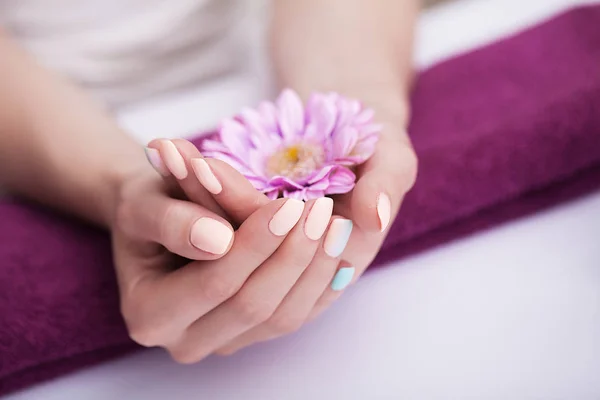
[201,89,381,200]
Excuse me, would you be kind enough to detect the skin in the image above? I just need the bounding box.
[217,0,419,353]
[0,0,418,360]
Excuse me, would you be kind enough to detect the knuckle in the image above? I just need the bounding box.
[232,293,276,325]
[280,235,314,266]
[202,274,240,303]
[159,202,179,245]
[169,346,208,365]
[267,314,305,335]
[127,323,166,348]
[387,146,418,192]
[403,147,419,189]
[121,296,169,348]
[214,347,236,356]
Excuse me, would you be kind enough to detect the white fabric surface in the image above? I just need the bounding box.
[4,0,600,398]
[0,0,247,105]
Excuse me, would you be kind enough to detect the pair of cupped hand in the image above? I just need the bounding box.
[112,134,416,363]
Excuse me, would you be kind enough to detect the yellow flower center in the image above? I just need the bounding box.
[266,143,325,179]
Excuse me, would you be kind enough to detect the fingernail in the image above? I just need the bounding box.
[191,158,222,194]
[331,267,355,291]
[377,193,391,232]
[161,140,188,180]
[144,147,169,176]
[324,219,353,258]
[304,197,334,240]
[190,218,233,254]
[269,199,305,236]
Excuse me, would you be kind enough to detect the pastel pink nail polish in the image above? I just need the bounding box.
[161,140,188,180]
[377,193,391,232]
[191,158,222,194]
[144,147,169,176]
[190,218,233,255]
[269,199,305,236]
[304,197,334,240]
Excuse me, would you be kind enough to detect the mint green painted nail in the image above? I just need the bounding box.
[331,267,355,291]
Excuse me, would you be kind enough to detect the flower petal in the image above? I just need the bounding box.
[207,152,255,176]
[350,134,379,162]
[264,188,280,199]
[303,123,320,142]
[258,101,279,133]
[277,89,305,140]
[307,165,335,185]
[220,119,250,157]
[283,189,306,201]
[248,148,267,175]
[201,139,230,153]
[354,108,375,125]
[269,175,304,190]
[306,93,336,138]
[335,98,358,129]
[325,166,356,195]
[332,126,359,159]
[247,176,271,190]
[304,190,326,200]
[358,123,383,138]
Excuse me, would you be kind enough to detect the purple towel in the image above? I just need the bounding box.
[1,5,600,395]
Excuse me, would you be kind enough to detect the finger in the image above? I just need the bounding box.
[145,139,224,216]
[144,143,183,198]
[171,139,226,215]
[116,190,234,260]
[307,261,357,322]
[217,212,356,356]
[335,136,417,233]
[148,138,270,226]
[193,157,270,224]
[122,198,304,348]
[170,198,330,363]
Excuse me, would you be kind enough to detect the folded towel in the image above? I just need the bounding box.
[1,5,600,395]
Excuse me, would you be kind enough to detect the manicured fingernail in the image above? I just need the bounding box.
[190,218,233,254]
[269,199,305,236]
[304,197,334,240]
[144,147,169,176]
[377,193,391,232]
[161,140,188,180]
[331,267,355,291]
[191,158,222,194]
[324,219,353,258]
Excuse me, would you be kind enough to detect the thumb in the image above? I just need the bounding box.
[340,138,417,233]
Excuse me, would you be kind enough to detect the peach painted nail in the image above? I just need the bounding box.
[324,219,353,258]
[190,218,233,255]
[191,158,222,194]
[304,197,334,240]
[161,140,188,180]
[269,199,305,236]
[377,193,391,232]
[144,147,169,176]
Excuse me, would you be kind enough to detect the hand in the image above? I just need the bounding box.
[210,106,416,354]
[309,104,418,320]
[153,140,357,356]
[116,139,352,363]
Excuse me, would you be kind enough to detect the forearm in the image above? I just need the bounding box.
[270,0,418,127]
[0,32,145,226]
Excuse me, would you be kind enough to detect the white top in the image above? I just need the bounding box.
[0,0,249,106]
